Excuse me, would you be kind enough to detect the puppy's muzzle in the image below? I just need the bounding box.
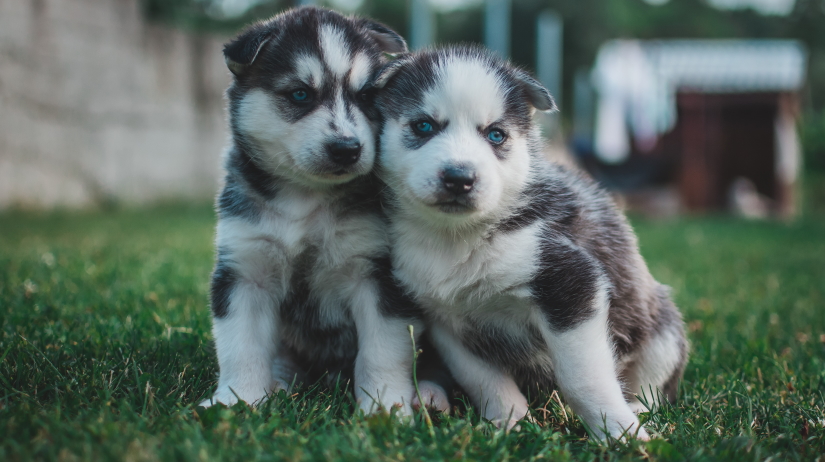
[326,137,362,167]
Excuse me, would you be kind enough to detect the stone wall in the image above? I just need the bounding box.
[0,0,232,208]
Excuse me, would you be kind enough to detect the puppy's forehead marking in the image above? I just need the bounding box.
[294,54,325,87]
[349,53,372,92]
[319,24,352,78]
[423,58,506,126]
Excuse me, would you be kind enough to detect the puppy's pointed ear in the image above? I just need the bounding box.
[371,56,410,89]
[361,19,407,54]
[223,23,274,77]
[515,71,557,112]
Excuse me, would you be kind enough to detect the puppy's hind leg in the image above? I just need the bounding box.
[623,291,688,413]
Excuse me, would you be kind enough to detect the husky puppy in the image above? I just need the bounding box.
[373,47,688,439]
[201,7,447,415]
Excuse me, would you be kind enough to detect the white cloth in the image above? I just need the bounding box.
[591,41,666,164]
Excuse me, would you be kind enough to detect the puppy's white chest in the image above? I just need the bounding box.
[396,222,542,310]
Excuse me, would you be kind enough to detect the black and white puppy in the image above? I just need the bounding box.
[373,47,688,439]
[201,7,447,415]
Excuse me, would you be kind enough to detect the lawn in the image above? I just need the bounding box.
[1,201,824,461]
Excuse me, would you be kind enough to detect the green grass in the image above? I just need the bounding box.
[1,203,824,461]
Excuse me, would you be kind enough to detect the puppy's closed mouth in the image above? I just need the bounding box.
[433,200,474,213]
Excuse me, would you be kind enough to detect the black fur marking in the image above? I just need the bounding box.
[459,321,555,396]
[210,250,237,319]
[513,70,557,112]
[460,321,545,371]
[495,175,577,234]
[231,147,279,200]
[402,131,434,151]
[279,247,359,375]
[274,92,323,124]
[530,236,601,331]
[359,18,407,54]
[415,334,458,400]
[217,176,262,221]
[374,57,438,121]
[372,256,422,318]
[223,23,274,76]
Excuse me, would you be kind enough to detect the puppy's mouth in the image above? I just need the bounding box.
[432,199,474,214]
[309,164,364,181]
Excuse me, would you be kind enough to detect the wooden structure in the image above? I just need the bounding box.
[583,40,806,218]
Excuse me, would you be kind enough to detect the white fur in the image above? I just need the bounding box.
[393,220,542,313]
[294,54,326,87]
[319,24,352,78]
[350,284,419,415]
[201,283,282,407]
[624,326,684,413]
[349,53,373,92]
[425,58,506,128]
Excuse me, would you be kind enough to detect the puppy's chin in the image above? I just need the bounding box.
[284,157,373,188]
[432,200,475,215]
[305,169,364,185]
[403,194,487,229]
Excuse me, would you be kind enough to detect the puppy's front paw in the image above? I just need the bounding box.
[199,380,286,408]
[492,417,523,431]
[488,403,531,431]
[628,398,650,415]
[356,386,415,418]
[411,380,451,414]
[634,426,651,441]
[601,418,650,442]
[199,390,238,408]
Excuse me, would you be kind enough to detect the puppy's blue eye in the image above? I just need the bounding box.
[291,90,309,101]
[487,129,506,144]
[413,121,434,134]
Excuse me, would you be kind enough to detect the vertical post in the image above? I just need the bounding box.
[409,0,434,51]
[572,69,593,153]
[536,10,562,138]
[536,10,562,110]
[485,0,511,58]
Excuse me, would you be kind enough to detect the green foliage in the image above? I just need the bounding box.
[141,0,292,33]
[802,111,825,172]
[1,206,824,460]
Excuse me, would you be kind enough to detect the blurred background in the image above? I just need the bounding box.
[1,0,824,217]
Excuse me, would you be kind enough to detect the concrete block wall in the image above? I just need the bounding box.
[0,0,232,208]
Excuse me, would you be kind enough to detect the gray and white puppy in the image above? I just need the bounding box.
[200,7,446,415]
[373,47,688,439]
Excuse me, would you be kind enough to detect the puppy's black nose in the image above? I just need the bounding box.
[441,167,475,195]
[327,138,362,166]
